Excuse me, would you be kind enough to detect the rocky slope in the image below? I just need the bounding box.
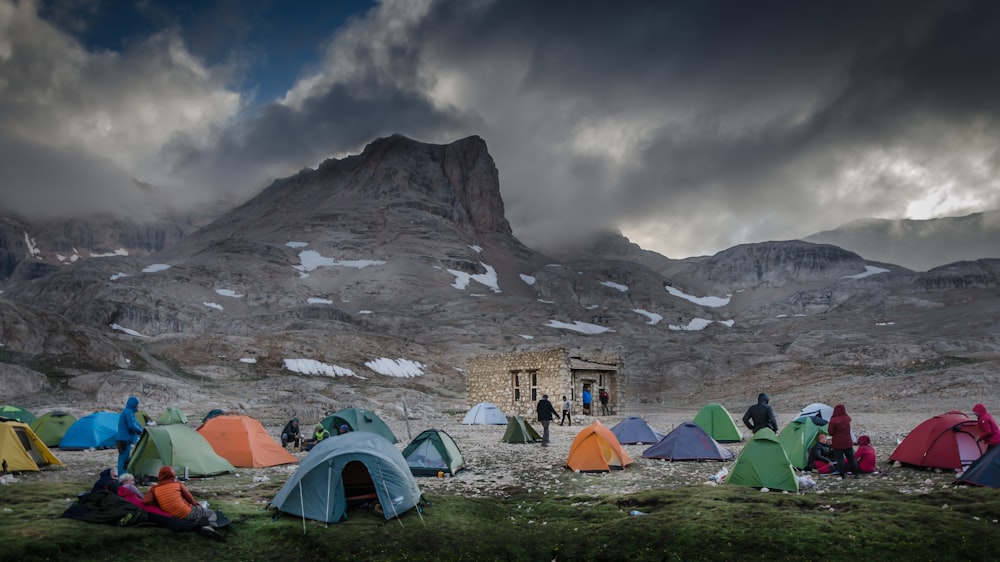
[0,135,998,424]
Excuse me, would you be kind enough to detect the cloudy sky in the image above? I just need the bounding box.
[2,0,999,258]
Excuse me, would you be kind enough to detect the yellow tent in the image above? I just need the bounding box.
[0,420,63,472]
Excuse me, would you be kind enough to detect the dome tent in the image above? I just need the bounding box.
[692,403,743,443]
[269,431,423,524]
[197,414,297,468]
[610,416,665,445]
[641,422,734,461]
[462,402,507,425]
[320,408,398,444]
[60,411,119,450]
[128,424,235,479]
[566,420,634,473]
[30,411,76,447]
[401,428,465,476]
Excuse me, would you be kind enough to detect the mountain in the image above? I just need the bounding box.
[1,135,998,421]
[803,211,1000,272]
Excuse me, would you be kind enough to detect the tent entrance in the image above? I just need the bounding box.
[14,427,46,465]
[342,460,378,507]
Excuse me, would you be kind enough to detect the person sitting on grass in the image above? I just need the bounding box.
[91,467,118,492]
[117,473,142,496]
[302,423,331,451]
[144,466,217,528]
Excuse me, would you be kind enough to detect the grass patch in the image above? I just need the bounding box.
[3,478,1000,561]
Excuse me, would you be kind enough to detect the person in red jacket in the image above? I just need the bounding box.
[828,404,861,479]
[973,404,1000,451]
[854,435,877,474]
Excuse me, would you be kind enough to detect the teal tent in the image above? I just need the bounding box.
[692,403,743,443]
[127,424,235,479]
[268,431,422,523]
[725,428,798,492]
[401,428,465,476]
[321,408,398,443]
[0,405,35,425]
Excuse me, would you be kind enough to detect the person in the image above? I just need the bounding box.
[854,435,877,474]
[536,394,559,447]
[805,434,834,473]
[338,424,351,435]
[302,423,331,451]
[118,472,143,496]
[559,396,572,426]
[828,404,861,479]
[144,466,217,527]
[599,389,610,416]
[581,387,593,416]
[91,467,118,492]
[116,396,144,476]
[281,417,302,449]
[742,393,778,434]
[973,403,1000,452]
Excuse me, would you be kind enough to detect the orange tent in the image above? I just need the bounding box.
[197,414,297,468]
[566,420,634,472]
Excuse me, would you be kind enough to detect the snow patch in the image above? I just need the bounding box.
[633,309,663,325]
[143,263,171,273]
[110,323,149,338]
[308,297,333,304]
[545,320,614,334]
[844,265,890,279]
[215,289,243,298]
[600,281,628,292]
[365,358,425,378]
[295,250,385,272]
[665,286,731,307]
[448,262,501,293]
[283,358,362,379]
[203,302,223,310]
[520,274,536,285]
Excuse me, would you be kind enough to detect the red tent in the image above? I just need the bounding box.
[889,411,984,470]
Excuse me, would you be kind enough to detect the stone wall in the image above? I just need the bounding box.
[466,348,570,417]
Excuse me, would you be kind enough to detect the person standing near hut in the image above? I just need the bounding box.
[536,394,559,447]
[599,389,610,416]
[559,396,572,426]
[581,387,593,416]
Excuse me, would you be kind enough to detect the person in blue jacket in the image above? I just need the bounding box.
[582,387,593,415]
[117,396,144,475]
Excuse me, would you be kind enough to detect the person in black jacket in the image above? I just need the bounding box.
[281,418,302,449]
[806,433,834,472]
[742,393,778,434]
[536,394,559,447]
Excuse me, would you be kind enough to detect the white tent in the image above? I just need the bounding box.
[462,402,507,425]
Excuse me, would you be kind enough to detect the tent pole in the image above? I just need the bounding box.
[326,464,333,526]
[376,461,405,528]
[298,482,306,535]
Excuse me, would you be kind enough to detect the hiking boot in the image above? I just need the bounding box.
[200,526,226,542]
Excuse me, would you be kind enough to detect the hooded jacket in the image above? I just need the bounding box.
[117,396,144,443]
[828,404,854,449]
[742,393,778,433]
[855,435,876,473]
[974,404,1000,446]
[91,468,118,493]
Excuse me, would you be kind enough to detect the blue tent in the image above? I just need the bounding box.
[610,416,665,445]
[641,422,735,461]
[59,411,119,450]
[956,444,1000,488]
[268,431,422,523]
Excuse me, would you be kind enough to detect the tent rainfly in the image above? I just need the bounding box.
[889,411,984,470]
[401,428,465,476]
[641,422,735,461]
[566,420,634,472]
[0,420,62,471]
[127,424,235,478]
[197,414,298,468]
[692,403,743,443]
[462,402,507,425]
[725,428,798,492]
[321,408,398,443]
[502,416,542,444]
[30,411,76,448]
[610,416,665,445]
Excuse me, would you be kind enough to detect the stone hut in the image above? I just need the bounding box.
[465,348,620,418]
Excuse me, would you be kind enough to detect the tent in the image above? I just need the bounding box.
[157,407,188,426]
[197,414,297,468]
[268,431,423,523]
[692,403,743,443]
[610,416,665,445]
[59,412,119,450]
[778,415,828,469]
[956,445,1000,488]
[0,405,36,424]
[462,402,507,425]
[641,422,735,461]
[321,408,398,444]
[127,424,235,478]
[566,420,634,472]
[401,428,465,476]
[725,428,798,492]
[0,419,62,471]
[889,411,984,470]
[30,411,76,447]
[798,403,834,422]
[501,416,541,444]
[202,409,225,423]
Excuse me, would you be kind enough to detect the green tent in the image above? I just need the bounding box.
[777,415,828,470]
[401,428,466,476]
[202,409,225,424]
[29,411,76,447]
[0,405,36,425]
[157,407,188,426]
[126,424,235,479]
[502,416,541,444]
[725,428,798,492]
[321,408,398,444]
[692,403,743,443]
